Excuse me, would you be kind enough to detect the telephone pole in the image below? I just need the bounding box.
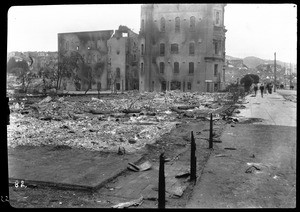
[290,63,292,88]
[274,52,276,92]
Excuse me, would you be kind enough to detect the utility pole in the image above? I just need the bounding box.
[274,52,276,92]
[284,63,287,88]
[290,63,292,88]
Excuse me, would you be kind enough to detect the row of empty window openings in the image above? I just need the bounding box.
[141,16,196,32]
[141,11,221,32]
[160,81,192,91]
[141,62,219,76]
[65,43,93,51]
[158,81,220,92]
[141,42,220,55]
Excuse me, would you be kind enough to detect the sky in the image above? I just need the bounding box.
[7,4,297,64]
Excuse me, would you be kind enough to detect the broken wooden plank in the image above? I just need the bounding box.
[122,109,142,114]
[112,196,143,208]
[89,109,113,114]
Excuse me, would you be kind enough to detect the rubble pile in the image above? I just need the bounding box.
[7,112,177,152]
[7,91,233,152]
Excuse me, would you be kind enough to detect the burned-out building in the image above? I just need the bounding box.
[58,30,113,91]
[107,26,139,92]
[139,4,227,92]
[57,26,139,91]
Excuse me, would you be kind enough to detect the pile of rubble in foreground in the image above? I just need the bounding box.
[7,91,236,153]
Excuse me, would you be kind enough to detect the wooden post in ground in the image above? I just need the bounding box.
[190,131,197,181]
[158,153,165,209]
[209,113,213,149]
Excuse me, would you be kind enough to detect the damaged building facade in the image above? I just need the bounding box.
[57,26,139,91]
[139,4,227,92]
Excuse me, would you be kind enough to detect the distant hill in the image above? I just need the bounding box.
[227,55,291,69]
[243,56,267,69]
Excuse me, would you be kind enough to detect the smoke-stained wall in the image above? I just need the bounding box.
[139,4,226,92]
[58,30,113,91]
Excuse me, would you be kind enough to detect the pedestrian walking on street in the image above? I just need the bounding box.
[259,83,265,98]
[269,83,273,94]
[254,83,258,96]
[266,83,270,94]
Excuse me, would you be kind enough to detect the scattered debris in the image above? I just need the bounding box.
[39,96,52,104]
[175,171,190,178]
[138,161,152,171]
[224,147,237,150]
[8,91,235,153]
[118,147,126,155]
[245,165,261,173]
[112,196,143,208]
[215,154,231,157]
[127,161,152,172]
[212,138,222,143]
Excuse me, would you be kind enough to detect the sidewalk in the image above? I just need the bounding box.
[8,146,143,191]
[237,91,296,126]
[186,91,296,208]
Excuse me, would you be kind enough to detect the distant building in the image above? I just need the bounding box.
[227,59,248,70]
[139,4,227,92]
[57,26,139,91]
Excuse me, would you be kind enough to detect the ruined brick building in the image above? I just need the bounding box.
[57,4,226,93]
[139,4,227,92]
[57,26,139,91]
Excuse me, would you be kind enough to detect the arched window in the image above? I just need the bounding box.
[174,62,179,73]
[190,16,196,31]
[141,62,144,75]
[160,17,165,32]
[187,82,192,90]
[159,62,165,74]
[116,68,121,78]
[160,43,165,56]
[171,43,179,54]
[189,62,194,74]
[175,17,180,32]
[189,42,195,55]
[141,19,145,32]
[141,44,144,55]
[214,64,218,77]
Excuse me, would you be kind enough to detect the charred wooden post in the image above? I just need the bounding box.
[190,131,197,181]
[158,153,166,209]
[209,113,213,149]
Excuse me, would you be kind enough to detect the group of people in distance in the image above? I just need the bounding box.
[253,82,273,98]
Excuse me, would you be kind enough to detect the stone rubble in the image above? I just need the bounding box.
[8,91,235,153]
